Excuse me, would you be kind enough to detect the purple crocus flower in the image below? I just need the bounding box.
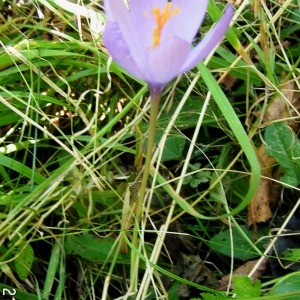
[103,0,233,96]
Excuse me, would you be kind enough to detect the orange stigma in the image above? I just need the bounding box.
[150,3,179,47]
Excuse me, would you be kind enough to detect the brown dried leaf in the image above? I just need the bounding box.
[219,73,239,91]
[263,96,287,123]
[248,177,273,227]
[178,254,219,297]
[164,221,198,257]
[248,144,278,227]
[263,77,300,126]
[218,257,268,290]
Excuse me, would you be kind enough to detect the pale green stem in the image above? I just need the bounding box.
[130,92,160,291]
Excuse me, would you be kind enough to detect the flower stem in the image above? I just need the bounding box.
[136,94,160,229]
[130,92,160,291]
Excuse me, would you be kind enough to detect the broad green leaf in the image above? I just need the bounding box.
[265,122,300,187]
[267,272,300,299]
[65,234,130,264]
[12,243,34,280]
[232,276,261,298]
[167,282,181,300]
[208,225,262,260]
[155,130,185,162]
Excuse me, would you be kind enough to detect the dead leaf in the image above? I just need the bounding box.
[164,221,198,258]
[219,73,239,91]
[178,254,219,298]
[248,144,278,227]
[161,222,218,298]
[263,76,300,128]
[248,178,272,227]
[218,257,269,290]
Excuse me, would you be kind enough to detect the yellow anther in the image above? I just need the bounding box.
[150,3,179,47]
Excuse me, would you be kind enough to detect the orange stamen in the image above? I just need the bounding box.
[150,3,180,47]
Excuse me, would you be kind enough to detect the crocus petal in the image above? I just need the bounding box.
[163,0,208,43]
[180,4,234,73]
[104,0,147,67]
[103,22,147,81]
[130,0,167,49]
[104,0,129,24]
[145,37,190,92]
[130,0,168,20]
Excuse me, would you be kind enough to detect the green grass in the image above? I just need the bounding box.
[0,0,300,299]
